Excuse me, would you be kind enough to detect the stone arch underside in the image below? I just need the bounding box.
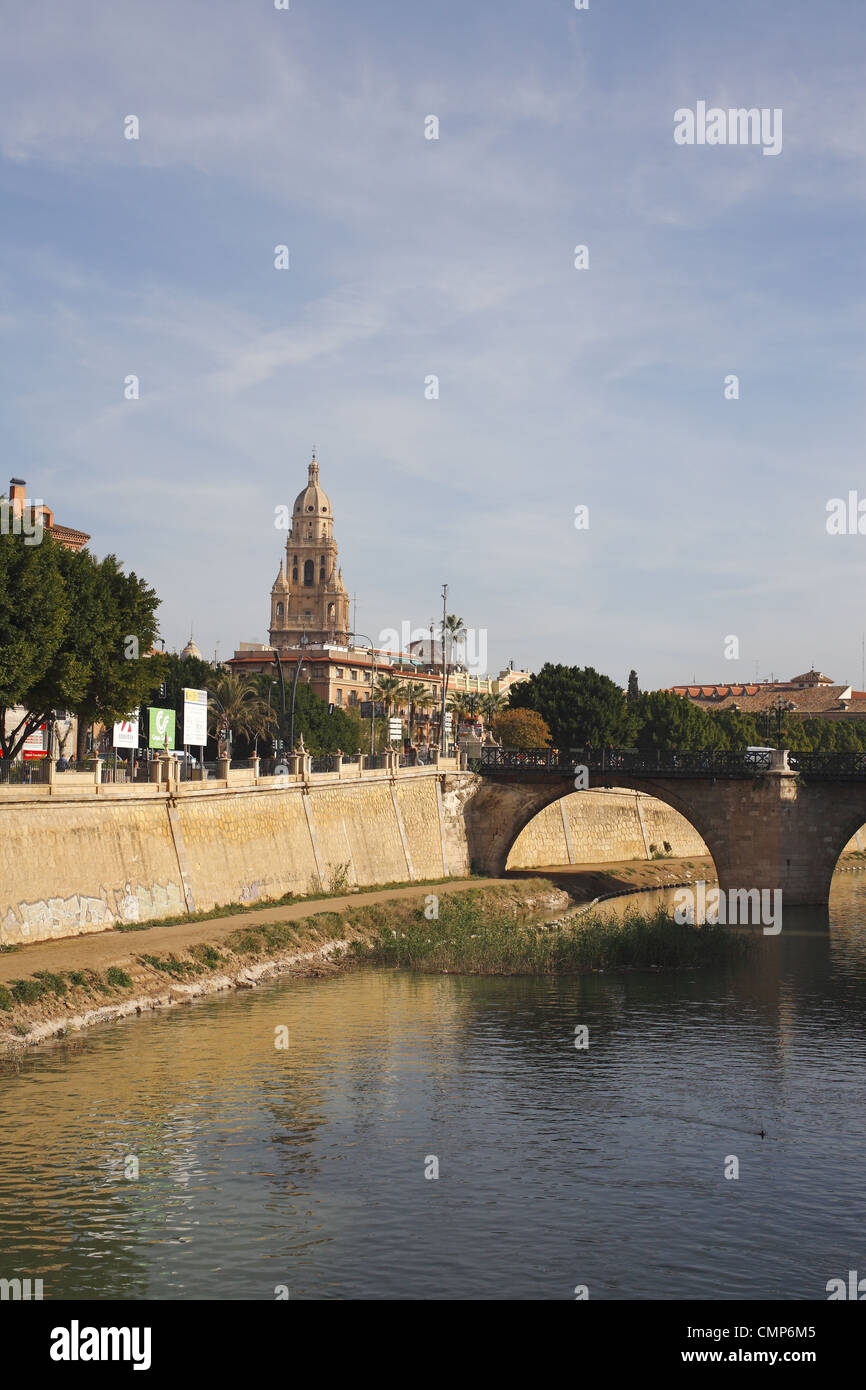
[505,785,710,870]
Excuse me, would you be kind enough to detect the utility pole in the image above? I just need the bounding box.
[440,583,448,756]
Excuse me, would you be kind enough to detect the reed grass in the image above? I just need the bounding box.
[349,892,752,975]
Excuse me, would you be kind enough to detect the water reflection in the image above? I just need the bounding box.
[1,873,866,1299]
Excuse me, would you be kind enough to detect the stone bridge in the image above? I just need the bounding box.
[463,749,866,905]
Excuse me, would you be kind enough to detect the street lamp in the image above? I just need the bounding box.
[288,634,309,753]
[766,695,796,750]
[349,632,378,757]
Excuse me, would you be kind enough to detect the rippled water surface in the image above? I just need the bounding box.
[3,876,866,1300]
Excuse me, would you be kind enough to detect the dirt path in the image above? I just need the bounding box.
[0,878,509,983]
[0,857,716,985]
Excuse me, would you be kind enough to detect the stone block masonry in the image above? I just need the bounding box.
[0,770,465,946]
[507,789,708,868]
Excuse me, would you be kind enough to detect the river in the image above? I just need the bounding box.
[2,875,866,1300]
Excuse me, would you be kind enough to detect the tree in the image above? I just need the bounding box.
[399,680,432,740]
[374,674,404,734]
[290,681,367,755]
[495,708,552,749]
[481,691,507,726]
[508,663,635,749]
[627,669,640,704]
[208,672,269,755]
[0,532,163,761]
[632,690,726,751]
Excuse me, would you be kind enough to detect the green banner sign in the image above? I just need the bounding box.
[148,707,176,750]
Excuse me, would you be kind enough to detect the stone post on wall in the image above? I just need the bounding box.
[251,755,260,782]
[333,753,343,778]
[94,759,102,789]
[216,755,230,782]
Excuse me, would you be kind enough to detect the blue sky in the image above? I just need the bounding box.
[1,1,864,687]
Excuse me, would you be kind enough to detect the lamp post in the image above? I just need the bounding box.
[349,632,377,757]
[440,583,448,756]
[288,634,309,753]
[767,695,796,750]
[271,651,287,758]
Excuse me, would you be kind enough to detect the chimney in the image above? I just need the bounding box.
[9,478,25,517]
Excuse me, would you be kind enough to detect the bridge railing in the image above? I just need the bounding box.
[475,747,776,777]
[787,751,866,777]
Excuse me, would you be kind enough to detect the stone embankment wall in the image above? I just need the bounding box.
[0,771,472,947]
[505,788,709,868]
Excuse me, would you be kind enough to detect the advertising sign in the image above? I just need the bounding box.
[148,707,176,750]
[22,725,47,759]
[113,717,139,749]
[182,688,208,747]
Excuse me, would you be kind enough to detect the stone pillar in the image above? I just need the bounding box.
[251,755,260,782]
[358,755,366,774]
[302,753,312,781]
[217,756,230,782]
[432,749,440,767]
[148,759,162,785]
[94,759,102,788]
[291,754,302,776]
[48,755,56,788]
[333,754,343,778]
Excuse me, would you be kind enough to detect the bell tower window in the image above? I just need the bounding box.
[303,560,314,587]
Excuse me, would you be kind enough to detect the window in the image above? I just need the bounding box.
[275,601,284,618]
[336,668,344,678]
[352,669,359,680]
[349,690,357,706]
[303,559,314,586]
[292,568,298,582]
[336,689,343,706]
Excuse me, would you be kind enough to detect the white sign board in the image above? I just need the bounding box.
[183,687,209,746]
[443,712,453,731]
[113,717,139,749]
[388,717,403,741]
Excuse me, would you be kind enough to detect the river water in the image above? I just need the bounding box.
[2,876,866,1301]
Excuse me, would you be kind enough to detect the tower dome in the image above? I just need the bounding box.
[180,633,202,660]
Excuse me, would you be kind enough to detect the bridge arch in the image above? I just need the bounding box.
[505,785,711,872]
[463,757,866,906]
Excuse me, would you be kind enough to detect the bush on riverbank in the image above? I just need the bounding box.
[349,891,752,975]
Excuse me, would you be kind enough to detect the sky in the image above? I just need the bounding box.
[1,0,864,688]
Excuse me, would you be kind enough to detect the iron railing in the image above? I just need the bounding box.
[788,751,866,777]
[475,747,778,777]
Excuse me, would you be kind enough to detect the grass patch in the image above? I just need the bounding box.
[137,954,201,980]
[32,970,68,997]
[348,892,753,976]
[0,986,13,1011]
[105,966,132,988]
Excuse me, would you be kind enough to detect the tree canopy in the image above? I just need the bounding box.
[0,532,163,760]
[508,663,635,748]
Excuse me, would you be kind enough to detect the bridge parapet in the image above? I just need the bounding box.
[474,747,866,780]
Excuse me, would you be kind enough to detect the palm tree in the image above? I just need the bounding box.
[447,692,471,722]
[481,690,508,728]
[399,680,432,740]
[208,673,270,756]
[374,674,404,743]
[439,613,466,750]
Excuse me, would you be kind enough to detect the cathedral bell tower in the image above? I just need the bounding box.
[269,452,350,648]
